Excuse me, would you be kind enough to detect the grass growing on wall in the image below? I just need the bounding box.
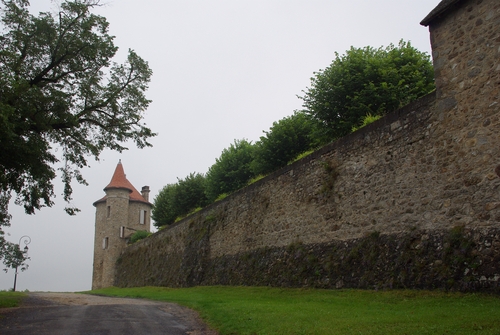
[86,286,500,335]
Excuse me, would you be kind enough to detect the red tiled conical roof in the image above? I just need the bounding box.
[93,161,151,206]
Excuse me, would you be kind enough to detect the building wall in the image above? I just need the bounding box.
[430,0,499,112]
[429,0,500,215]
[114,0,500,291]
[92,189,151,290]
[128,201,152,235]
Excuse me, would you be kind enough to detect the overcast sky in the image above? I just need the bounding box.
[1,0,439,292]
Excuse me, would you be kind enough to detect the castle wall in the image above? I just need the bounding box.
[114,0,500,291]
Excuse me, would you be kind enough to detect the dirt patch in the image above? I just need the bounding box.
[28,292,161,306]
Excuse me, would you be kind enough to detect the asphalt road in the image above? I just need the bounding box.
[0,292,218,335]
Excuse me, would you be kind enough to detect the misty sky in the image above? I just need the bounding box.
[1,0,439,292]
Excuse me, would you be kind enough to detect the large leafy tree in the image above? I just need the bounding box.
[175,173,209,214]
[299,40,434,140]
[252,112,321,176]
[151,183,179,228]
[2,238,29,274]
[152,173,208,228]
[0,0,154,264]
[205,139,255,202]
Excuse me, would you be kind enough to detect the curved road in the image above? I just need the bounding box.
[0,292,218,335]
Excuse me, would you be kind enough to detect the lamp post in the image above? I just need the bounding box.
[13,235,31,292]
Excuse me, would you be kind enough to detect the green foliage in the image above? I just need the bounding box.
[0,291,26,307]
[176,173,209,212]
[441,225,479,285]
[351,113,382,132]
[205,213,217,223]
[1,240,29,273]
[251,112,322,176]
[0,230,28,274]
[320,160,339,195]
[299,40,434,141]
[151,41,433,225]
[88,286,500,335]
[151,183,177,227]
[214,193,228,202]
[289,149,314,164]
[128,230,151,244]
[189,207,203,215]
[173,207,202,224]
[154,113,323,220]
[0,0,154,264]
[247,174,265,186]
[205,139,256,202]
[152,172,208,228]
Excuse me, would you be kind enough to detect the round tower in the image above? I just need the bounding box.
[92,160,152,289]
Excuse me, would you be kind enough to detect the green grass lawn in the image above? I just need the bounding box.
[0,291,26,309]
[86,286,500,335]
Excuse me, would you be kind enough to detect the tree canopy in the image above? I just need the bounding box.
[0,0,154,265]
[205,139,255,203]
[1,238,29,275]
[299,40,435,140]
[152,173,208,228]
[152,41,435,228]
[151,183,179,228]
[251,112,320,176]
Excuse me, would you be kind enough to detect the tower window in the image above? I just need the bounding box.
[102,237,109,249]
[107,206,111,218]
[139,210,147,224]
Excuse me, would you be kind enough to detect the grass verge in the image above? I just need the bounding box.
[85,286,500,335]
[0,291,27,309]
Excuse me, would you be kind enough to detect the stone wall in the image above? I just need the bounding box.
[115,91,500,291]
[115,0,500,291]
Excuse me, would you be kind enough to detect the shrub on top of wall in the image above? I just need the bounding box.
[128,230,151,244]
